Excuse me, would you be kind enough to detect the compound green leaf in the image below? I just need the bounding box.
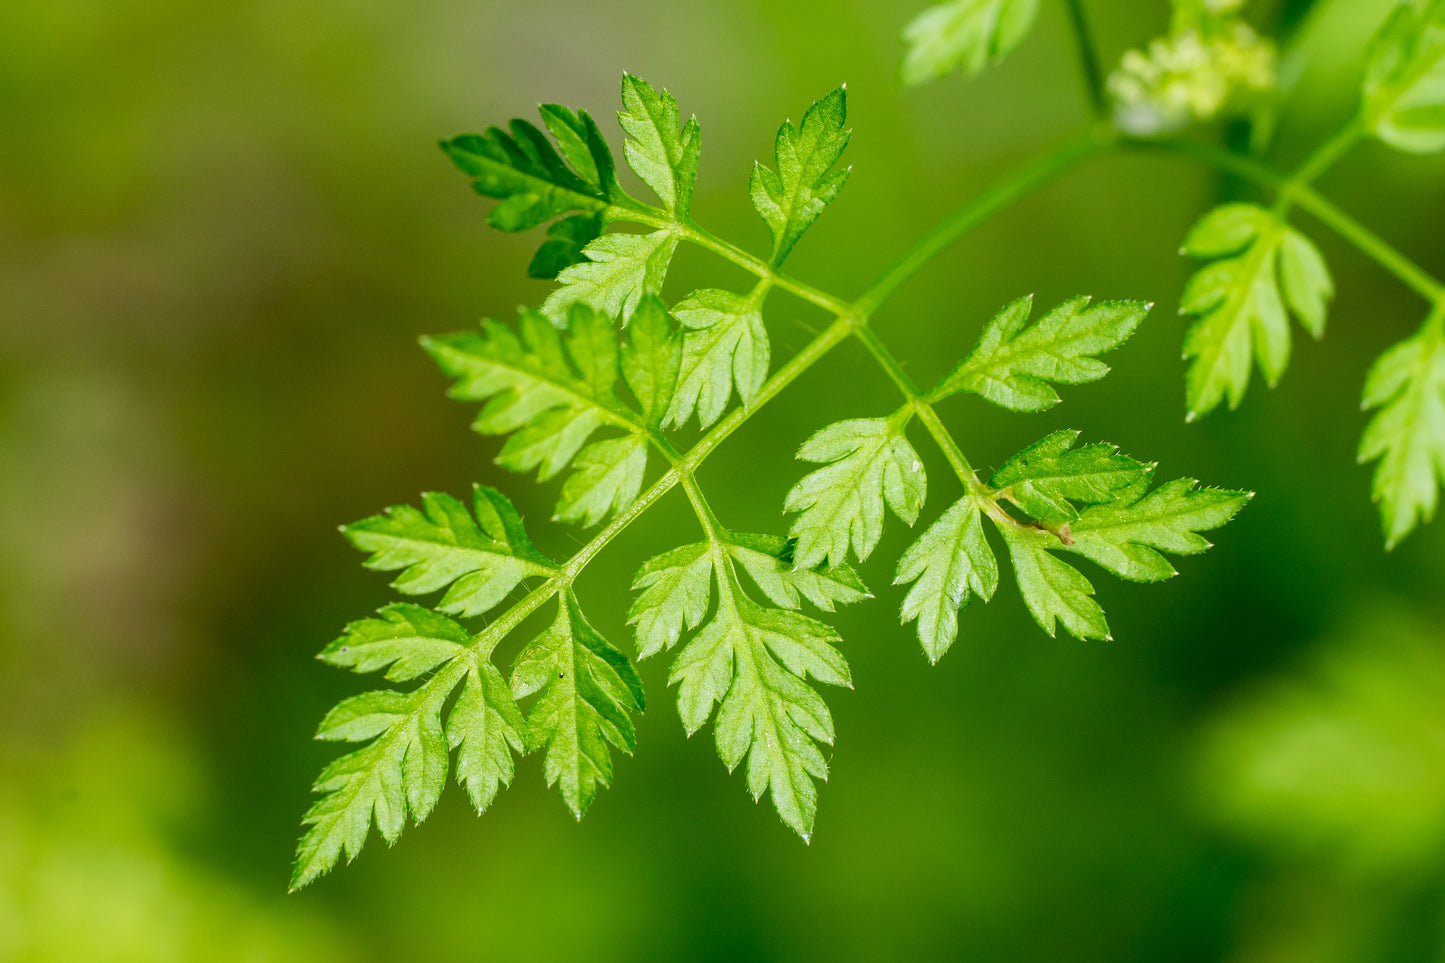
[511,592,646,817]
[1359,323,1445,547]
[1062,478,1253,581]
[629,542,715,660]
[542,230,679,326]
[935,295,1150,412]
[990,430,1152,524]
[1364,0,1445,154]
[751,87,851,266]
[895,498,999,663]
[343,487,556,618]
[725,533,868,613]
[785,418,928,569]
[1179,203,1334,419]
[448,664,528,813]
[900,0,1041,86]
[555,435,649,528]
[620,295,681,426]
[669,580,849,840]
[618,74,701,215]
[319,603,471,682]
[666,287,771,429]
[1000,526,1110,641]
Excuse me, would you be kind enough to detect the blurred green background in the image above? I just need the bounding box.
[3,0,1445,959]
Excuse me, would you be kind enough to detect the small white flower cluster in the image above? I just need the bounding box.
[1108,16,1276,136]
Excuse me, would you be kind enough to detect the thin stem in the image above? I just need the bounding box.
[1126,136,1445,303]
[1062,0,1109,119]
[854,130,1109,315]
[1288,116,1363,190]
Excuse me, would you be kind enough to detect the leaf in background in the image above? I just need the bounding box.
[895,498,999,662]
[666,287,771,429]
[618,73,701,215]
[441,122,609,233]
[1178,203,1334,419]
[1359,322,1445,547]
[934,295,1150,411]
[785,418,928,569]
[669,576,850,840]
[1363,0,1445,154]
[528,213,604,280]
[990,430,1151,523]
[511,592,645,818]
[343,487,556,618]
[750,86,851,266]
[900,0,1041,86]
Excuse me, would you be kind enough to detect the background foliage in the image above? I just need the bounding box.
[3,0,1445,959]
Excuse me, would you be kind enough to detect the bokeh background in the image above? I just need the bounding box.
[4,0,1445,959]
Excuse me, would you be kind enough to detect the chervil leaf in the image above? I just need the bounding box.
[1000,526,1110,641]
[618,73,701,215]
[1363,0,1445,154]
[934,295,1150,411]
[1359,322,1445,547]
[448,663,528,813]
[293,680,453,891]
[990,430,1152,524]
[442,120,611,233]
[669,569,850,840]
[319,603,470,682]
[1061,478,1253,582]
[528,213,603,280]
[511,592,645,817]
[725,533,868,613]
[785,417,928,569]
[1178,203,1334,419]
[895,498,999,663]
[620,295,681,426]
[542,230,679,326]
[750,87,851,266]
[629,542,715,660]
[343,487,556,618]
[555,435,649,527]
[666,287,771,430]
[900,0,1041,86]
[424,305,663,527]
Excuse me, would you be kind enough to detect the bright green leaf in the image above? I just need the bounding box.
[1359,322,1445,547]
[555,435,649,527]
[900,0,1041,86]
[1363,0,1445,154]
[726,533,868,613]
[618,73,701,215]
[620,295,682,426]
[895,498,999,663]
[935,295,1150,411]
[629,542,715,660]
[1178,203,1334,419]
[343,487,556,618]
[319,603,470,682]
[750,86,851,266]
[999,526,1110,641]
[542,230,679,325]
[511,592,646,817]
[785,417,928,569]
[448,664,527,813]
[990,430,1151,523]
[666,287,771,429]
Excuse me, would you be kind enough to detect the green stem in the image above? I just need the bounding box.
[1062,0,1109,119]
[854,130,1109,315]
[1126,136,1445,303]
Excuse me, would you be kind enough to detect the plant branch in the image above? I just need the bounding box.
[1062,0,1109,119]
